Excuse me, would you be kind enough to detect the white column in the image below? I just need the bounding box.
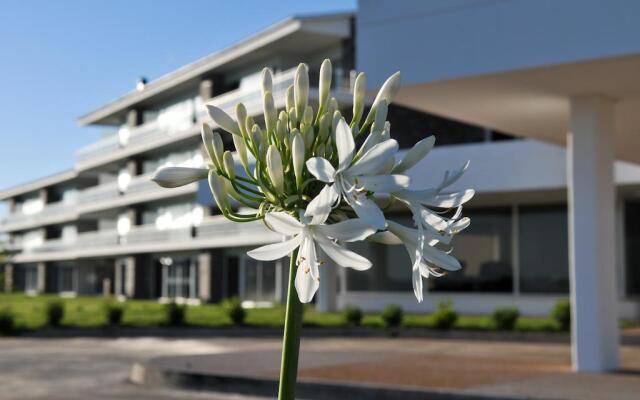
[317,263,338,312]
[567,95,619,372]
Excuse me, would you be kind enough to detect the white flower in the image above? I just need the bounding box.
[248,211,375,303]
[305,118,410,229]
[384,220,463,303]
[151,167,208,188]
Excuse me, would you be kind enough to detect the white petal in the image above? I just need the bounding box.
[151,167,208,188]
[205,104,241,136]
[438,161,470,190]
[247,235,302,261]
[367,231,403,245]
[421,244,462,272]
[295,264,319,303]
[350,195,387,230]
[335,118,355,172]
[354,130,383,160]
[305,157,336,183]
[412,262,424,303]
[295,237,320,303]
[315,219,376,242]
[315,236,372,271]
[422,189,476,208]
[346,139,398,177]
[358,174,410,193]
[265,212,303,236]
[304,184,339,225]
[392,136,435,174]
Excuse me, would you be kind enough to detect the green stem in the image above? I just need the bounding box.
[278,249,302,400]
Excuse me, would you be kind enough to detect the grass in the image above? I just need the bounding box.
[0,293,636,333]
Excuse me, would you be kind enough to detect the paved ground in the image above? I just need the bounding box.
[1,336,640,400]
[0,337,272,400]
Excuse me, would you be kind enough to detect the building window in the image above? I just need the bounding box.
[518,205,569,294]
[57,265,77,294]
[24,265,38,293]
[346,241,412,292]
[429,207,513,293]
[626,201,640,296]
[160,256,197,300]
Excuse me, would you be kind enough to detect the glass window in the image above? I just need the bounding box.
[346,239,413,292]
[58,265,76,293]
[518,205,569,293]
[626,201,640,296]
[161,257,198,299]
[430,207,513,293]
[24,265,38,293]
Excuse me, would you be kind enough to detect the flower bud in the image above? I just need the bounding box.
[261,67,273,96]
[250,124,262,149]
[275,119,286,142]
[287,107,298,129]
[245,115,255,137]
[303,106,313,127]
[263,91,277,133]
[303,126,314,151]
[291,132,305,188]
[201,123,217,165]
[373,101,388,133]
[285,85,295,113]
[331,110,342,141]
[223,151,235,180]
[208,170,229,212]
[363,71,401,127]
[316,143,326,158]
[266,145,284,194]
[231,134,249,172]
[211,130,224,168]
[318,59,332,111]
[235,103,248,137]
[152,167,208,188]
[318,114,330,142]
[328,97,339,117]
[205,104,241,136]
[294,63,309,120]
[352,72,366,126]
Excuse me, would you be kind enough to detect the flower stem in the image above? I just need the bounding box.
[278,249,302,400]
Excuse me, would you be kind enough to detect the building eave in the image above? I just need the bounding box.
[77,12,353,127]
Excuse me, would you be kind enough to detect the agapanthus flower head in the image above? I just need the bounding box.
[151,60,474,303]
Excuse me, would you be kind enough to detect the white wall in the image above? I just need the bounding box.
[358,0,640,87]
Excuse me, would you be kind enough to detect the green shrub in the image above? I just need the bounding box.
[164,302,185,326]
[104,301,125,326]
[492,306,520,330]
[551,299,571,331]
[222,297,246,326]
[342,305,363,327]
[46,301,64,327]
[381,304,403,328]
[0,308,14,334]
[432,301,458,329]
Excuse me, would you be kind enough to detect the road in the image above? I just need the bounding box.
[0,337,279,400]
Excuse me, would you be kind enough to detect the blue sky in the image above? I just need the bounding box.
[0,0,355,190]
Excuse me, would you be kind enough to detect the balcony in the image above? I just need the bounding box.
[10,216,278,263]
[74,68,300,172]
[1,200,77,233]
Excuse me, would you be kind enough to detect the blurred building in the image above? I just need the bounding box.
[356,0,640,372]
[1,6,639,338]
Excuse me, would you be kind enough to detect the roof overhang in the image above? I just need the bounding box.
[78,12,353,127]
[392,53,640,164]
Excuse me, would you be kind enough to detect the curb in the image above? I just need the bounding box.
[131,360,527,400]
[13,325,574,343]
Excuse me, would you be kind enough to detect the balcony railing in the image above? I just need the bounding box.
[3,200,77,226]
[123,224,193,245]
[75,133,121,164]
[78,181,120,205]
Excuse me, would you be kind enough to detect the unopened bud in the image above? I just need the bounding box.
[261,67,273,96]
[352,72,366,126]
[294,63,309,120]
[266,145,284,194]
[318,59,332,111]
[263,91,277,133]
[291,132,305,188]
[208,170,229,212]
[223,151,235,180]
[206,104,241,136]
